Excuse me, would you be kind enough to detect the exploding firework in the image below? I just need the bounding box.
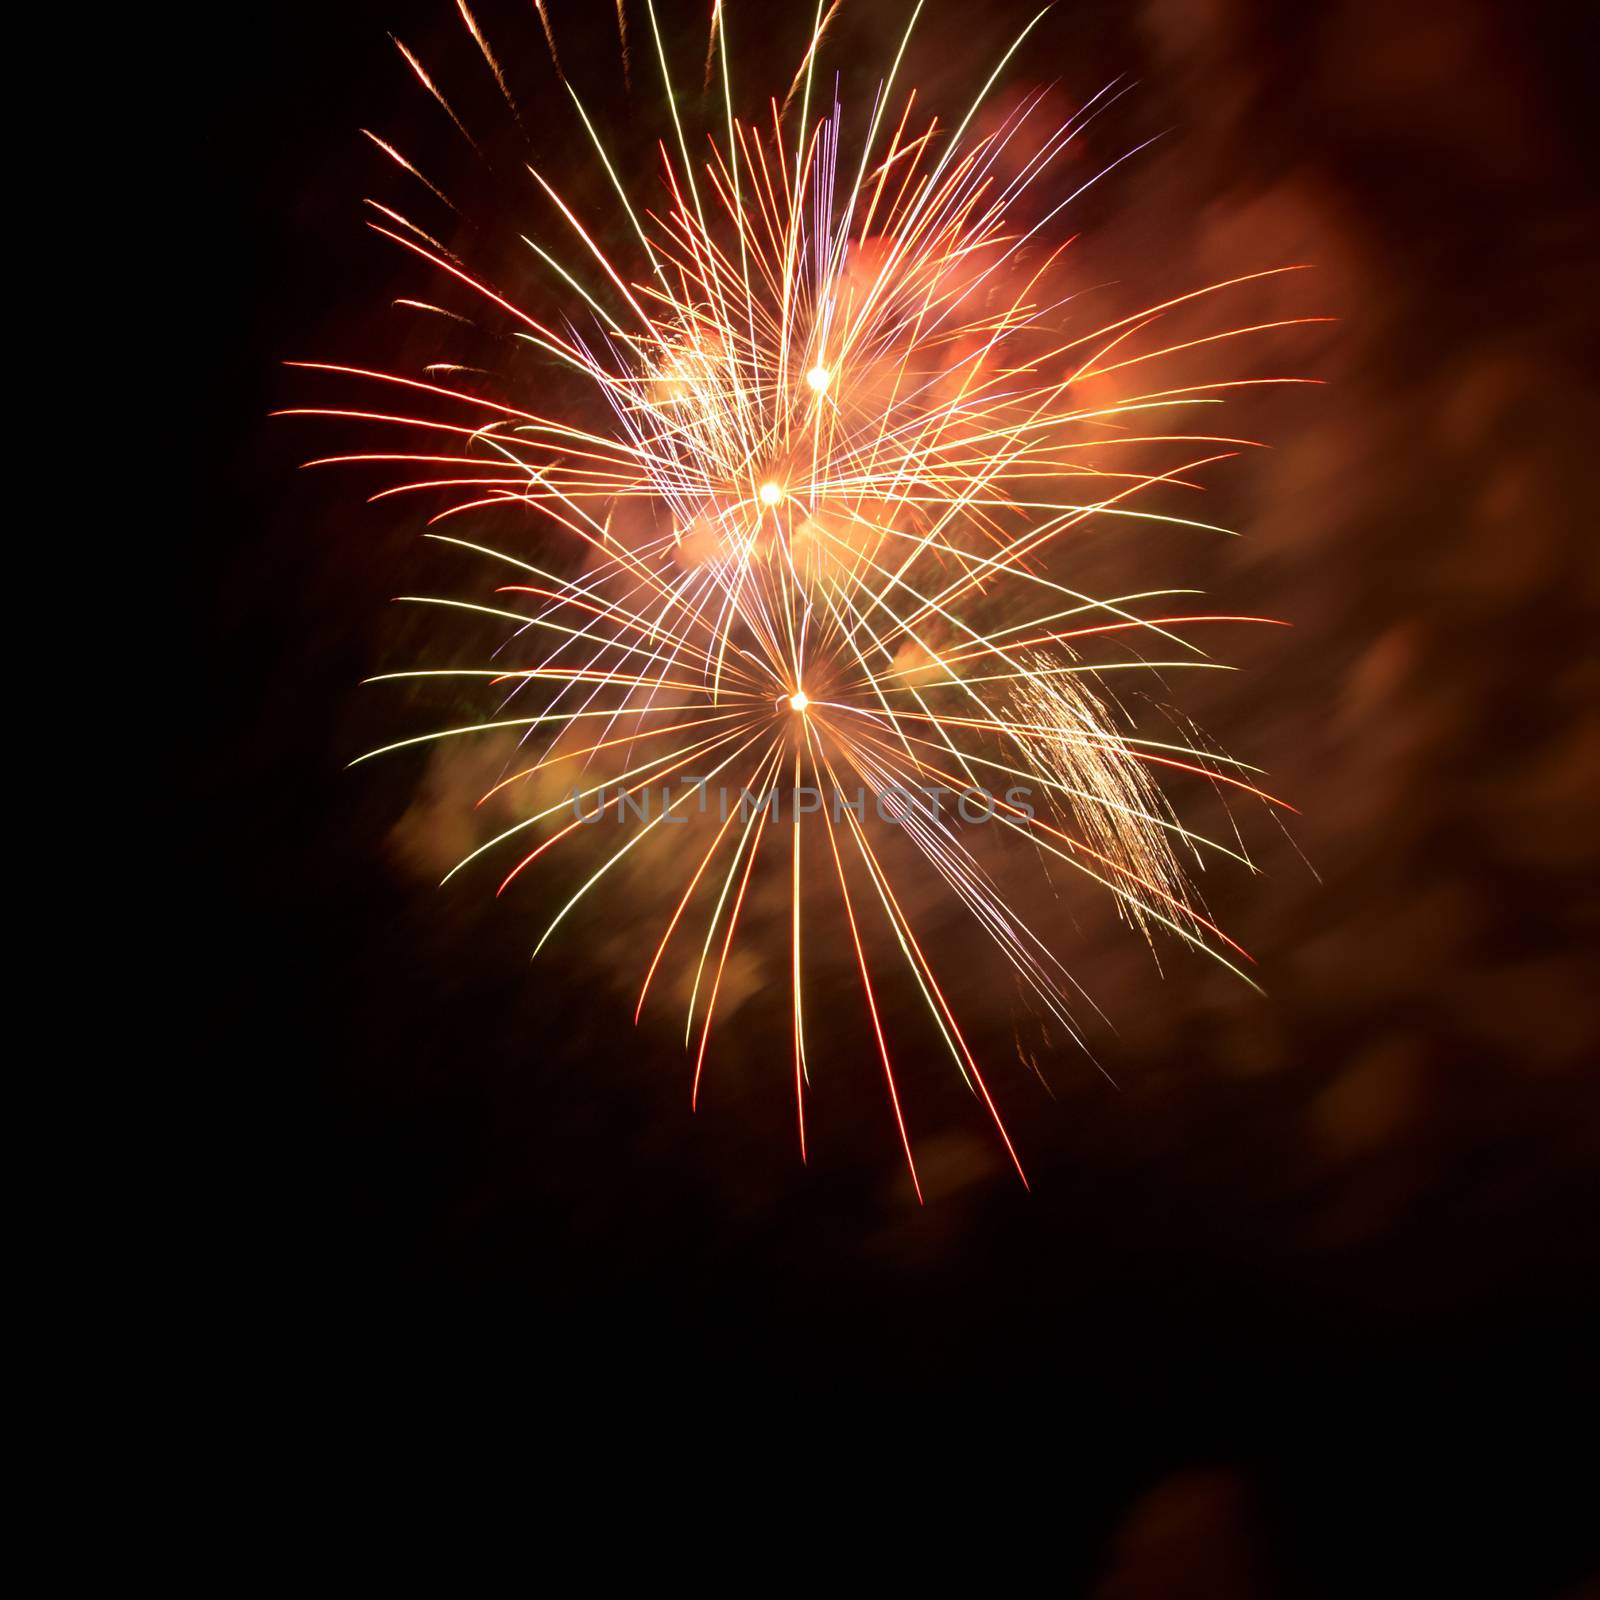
[285,1,1321,1195]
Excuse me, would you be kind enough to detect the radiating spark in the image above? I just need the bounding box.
[615,0,631,89]
[296,1,1314,1193]
[362,129,461,212]
[391,33,482,155]
[456,0,522,127]
[533,0,564,79]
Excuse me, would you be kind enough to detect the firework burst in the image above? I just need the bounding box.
[285,1,1320,1196]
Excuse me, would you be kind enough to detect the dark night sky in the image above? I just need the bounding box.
[142,1,1596,1584]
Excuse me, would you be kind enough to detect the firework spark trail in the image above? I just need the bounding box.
[289,1,1316,1194]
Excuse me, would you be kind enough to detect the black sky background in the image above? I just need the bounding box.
[141,1,1596,1584]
